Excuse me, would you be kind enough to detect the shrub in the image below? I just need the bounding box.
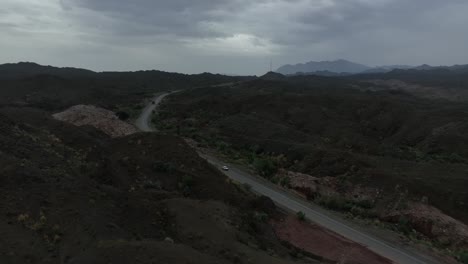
[270,177,280,184]
[353,199,374,209]
[116,111,130,121]
[132,103,143,110]
[181,175,194,188]
[247,152,256,164]
[445,153,466,163]
[253,211,269,223]
[242,183,252,192]
[253,157,277,178]
[216,141,229,152]
[317,195,353,211]
[296,211,306,221]
[459,251,468,264]
[179,175,194,197]
[397,216,412,234]
[279,177,290,188]
[153,161,175,173]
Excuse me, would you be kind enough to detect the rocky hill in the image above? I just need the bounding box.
[0,108,317,264]
[0,63,252,113]
[0,64,298,264]
[53,105,138,138]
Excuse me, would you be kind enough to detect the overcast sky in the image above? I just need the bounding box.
[1,0,467,75]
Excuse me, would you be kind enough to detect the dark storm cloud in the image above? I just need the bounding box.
[2,0,468,74]
[67,0,251,38]
[65,0,458,44]
[271,0,462,45]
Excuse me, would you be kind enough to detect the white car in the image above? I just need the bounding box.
[222,166,229,171]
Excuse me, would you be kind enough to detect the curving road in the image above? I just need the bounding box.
[137,92,440,264]
[135,92,173,132]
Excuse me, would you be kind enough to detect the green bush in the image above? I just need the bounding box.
[350,206,365,216]
[247,152,256,164]
[253,211,269,223]
[216,141,229,152]
[317,195,353,211]
[179,175,194,197]
[153,161,175,173]
[253,157,277,178]
[181,175,194,188]
[296,211,306,221]
[116,111,130,121]
[397,216,412,234]
[353,199,374,209]
[270,177,280,184]
[279,177,290,187]
[444,153,466,163]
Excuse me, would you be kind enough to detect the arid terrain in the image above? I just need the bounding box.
[0,104,317,264]
[155,70,468,262]
[0,62,395,264]
[1,62,468,263]
[4,0,468,262]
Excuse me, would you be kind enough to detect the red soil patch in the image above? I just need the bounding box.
[53,105,138,138]
[272,216,393,264]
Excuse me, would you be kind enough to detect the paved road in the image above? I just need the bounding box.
[137,93,440,264]
[202,155,439,264]
[135,93,172,131]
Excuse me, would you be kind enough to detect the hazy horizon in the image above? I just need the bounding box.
[2,0,468,75]
[7,59,467,76]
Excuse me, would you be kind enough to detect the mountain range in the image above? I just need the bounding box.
[277,59,371,75]
[276,59,468,76]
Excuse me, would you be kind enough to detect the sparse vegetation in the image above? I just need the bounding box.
[116,111,130,121]
[0,62,250,112]
[296,211,306,221]
[316,195,353,211]
[0,64,304,264]
[253,156,277,178]
[253,211,269,223]
[0,107,303,263]
[156,79,468,227]
[279,177,291,188]
[153,161,175,173]
[3,61,468,262]
[178,175,195,196]
[397,216,412,235]
[242,183,252,192]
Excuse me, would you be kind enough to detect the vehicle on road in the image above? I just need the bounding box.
[222,165,229,171]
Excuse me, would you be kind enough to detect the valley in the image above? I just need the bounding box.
[1,62,468,263]
[138,89,439,264]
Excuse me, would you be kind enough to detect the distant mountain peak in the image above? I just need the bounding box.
[276,59,370,75]
[413,64,435,70]
[276,59,427,76]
